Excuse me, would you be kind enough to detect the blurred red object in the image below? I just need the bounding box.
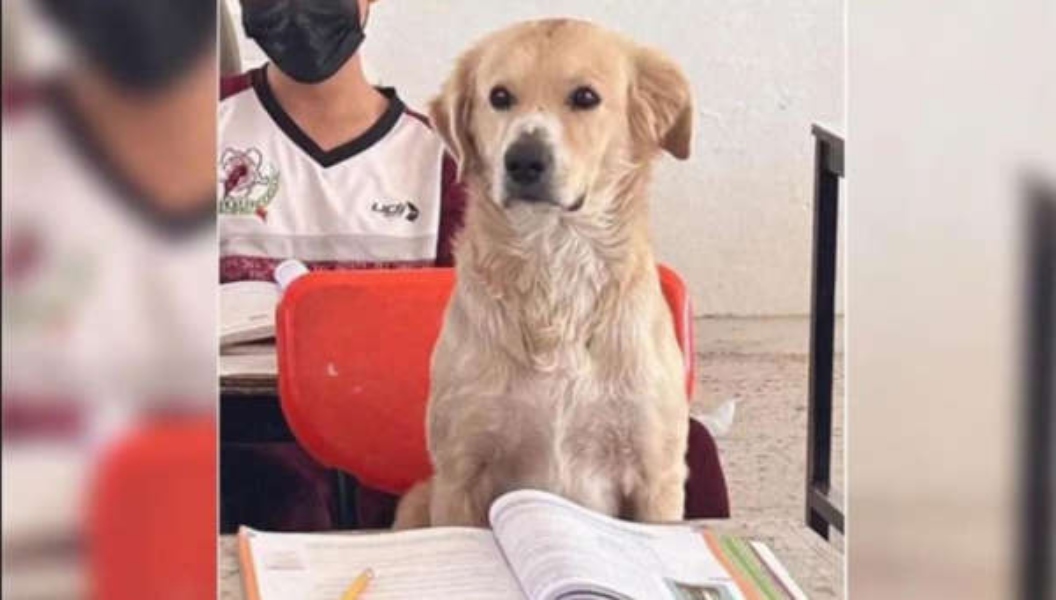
[87,417,216,600]
[277,266,696,496]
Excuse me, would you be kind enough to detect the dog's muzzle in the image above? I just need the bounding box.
[503,133,554,205]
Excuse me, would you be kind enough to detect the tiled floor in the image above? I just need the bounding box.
[690,317,845,541]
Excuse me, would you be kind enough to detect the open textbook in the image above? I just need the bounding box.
[238,490,807,600]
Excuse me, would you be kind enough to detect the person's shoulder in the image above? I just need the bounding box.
[2,77,45,115]
[2,79,64,149]
[394,100,447,154]
[398,104,461,181]
[219,69,265,128]
[385,88,434,135]
[401,104,433,130]
[220,68,259,102]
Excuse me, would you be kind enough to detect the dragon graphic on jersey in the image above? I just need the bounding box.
[218,147,280,221]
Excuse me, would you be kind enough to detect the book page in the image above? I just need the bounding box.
[489,491,742,600]
[220,281,279,346]
[242,526,525,600]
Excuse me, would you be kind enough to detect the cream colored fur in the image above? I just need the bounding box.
[394,19,694,528]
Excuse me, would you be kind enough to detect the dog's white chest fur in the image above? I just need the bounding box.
[508,370,647,514]
[425,216,688,524]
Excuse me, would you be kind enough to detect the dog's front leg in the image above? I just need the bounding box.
[428,465,497,527]
[392,480,433,529]
[629,416,689,522]
[630,464,687,522]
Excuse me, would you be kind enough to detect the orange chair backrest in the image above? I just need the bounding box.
[87,418,216,600]
[277,266,693,495]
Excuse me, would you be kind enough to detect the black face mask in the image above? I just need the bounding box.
[41,0,215,92]
[242,0,366,84]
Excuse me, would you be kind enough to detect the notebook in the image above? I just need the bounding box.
[237,489,807,600]
[220,281,280,347]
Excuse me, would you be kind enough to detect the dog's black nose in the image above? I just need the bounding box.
[504,137,552,190]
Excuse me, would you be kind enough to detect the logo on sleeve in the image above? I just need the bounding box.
[218,147,280,221]
[371,201,420,222]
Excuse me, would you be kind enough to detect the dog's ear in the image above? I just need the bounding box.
[629,47,694,160]
[429,48,481,179]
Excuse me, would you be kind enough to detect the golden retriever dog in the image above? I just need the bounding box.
[395,18,694,528]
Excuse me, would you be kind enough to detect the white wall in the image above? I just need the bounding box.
[226,0,844,315]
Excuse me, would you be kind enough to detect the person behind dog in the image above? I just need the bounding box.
[219,0,464,281]
[219,0,465,532]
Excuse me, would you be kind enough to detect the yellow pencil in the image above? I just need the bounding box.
[341,568,374,600]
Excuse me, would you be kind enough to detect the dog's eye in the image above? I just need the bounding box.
[489,86,515,110]
[569,86,602,110]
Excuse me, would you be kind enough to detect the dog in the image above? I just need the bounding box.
[394,18,694,528]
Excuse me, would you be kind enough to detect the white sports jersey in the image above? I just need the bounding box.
[217,67,463,282]
[1,86,217,407]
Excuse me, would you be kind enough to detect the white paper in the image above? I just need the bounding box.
[243,526,524,600]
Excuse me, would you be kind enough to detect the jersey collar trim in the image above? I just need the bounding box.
[251,66,406,169]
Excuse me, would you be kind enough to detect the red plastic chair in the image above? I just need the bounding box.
[86,417,216,600]
[277,266,695,496]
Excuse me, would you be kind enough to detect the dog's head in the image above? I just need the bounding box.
[430,19,693,213]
